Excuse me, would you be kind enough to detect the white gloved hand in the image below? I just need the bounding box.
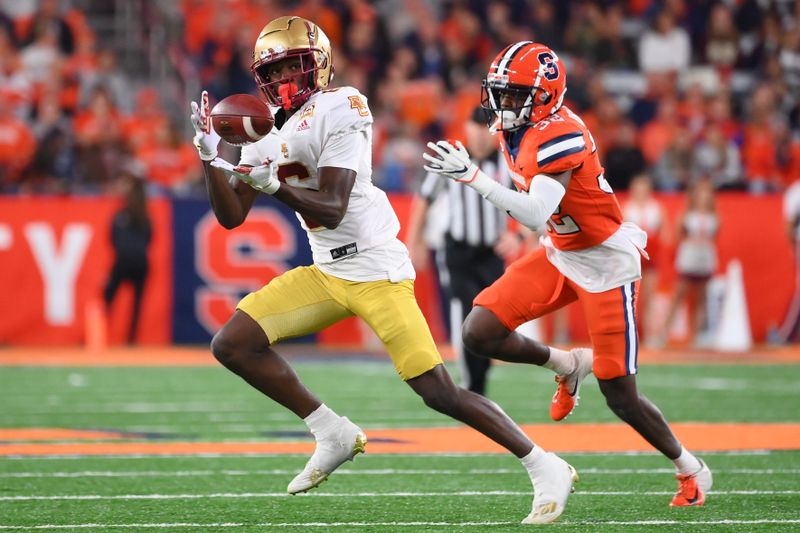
[422,140,479,183]
[190,90,221,161]
[210,157,280,195]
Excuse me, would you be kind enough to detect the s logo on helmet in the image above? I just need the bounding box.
[481,41,567,129]
[537,52,559,81]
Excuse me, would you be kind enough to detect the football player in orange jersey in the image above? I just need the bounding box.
[424,41,712,507]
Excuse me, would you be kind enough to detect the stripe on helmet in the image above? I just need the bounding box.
[490,44,513,74]
[496,41,533,75]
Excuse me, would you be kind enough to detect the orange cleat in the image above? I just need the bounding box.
[550,348,593,421]
[670,460,712,507]
[670,473,705,506]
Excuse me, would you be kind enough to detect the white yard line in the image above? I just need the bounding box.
[2,467,799,478]
[2,490,800,501]
[1,520,800,529]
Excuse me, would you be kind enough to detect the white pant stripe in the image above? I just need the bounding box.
[623,283,638,374]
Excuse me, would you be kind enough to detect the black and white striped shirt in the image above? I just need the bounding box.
[419,152,512,247]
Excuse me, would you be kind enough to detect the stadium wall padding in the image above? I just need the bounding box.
[171,196,313,344]
[0,193,793,346]
[0,196,172,345]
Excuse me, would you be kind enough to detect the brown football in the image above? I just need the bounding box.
[210,94,274,146]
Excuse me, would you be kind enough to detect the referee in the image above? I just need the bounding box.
[408,107,523,395]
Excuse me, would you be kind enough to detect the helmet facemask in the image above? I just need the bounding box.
[253,51,321,111]
[482,77,551,132]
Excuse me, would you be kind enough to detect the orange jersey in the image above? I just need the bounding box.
[499,106,623,251]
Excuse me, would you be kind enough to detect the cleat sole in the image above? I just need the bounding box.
[288,474,328,495]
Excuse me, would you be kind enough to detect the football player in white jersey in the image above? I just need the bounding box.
[190,16,577,523]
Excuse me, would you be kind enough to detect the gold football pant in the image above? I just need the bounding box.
[237,265,443,380]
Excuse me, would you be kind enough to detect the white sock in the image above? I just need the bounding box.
[673,446,702,475]
[520,445,548,476]
[543,347,575,375]
[303,404,340,437]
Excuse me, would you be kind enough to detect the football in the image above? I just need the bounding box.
[210,94,274,146]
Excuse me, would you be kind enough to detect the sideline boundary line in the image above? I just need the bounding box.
[3,467,798,478]
[3,490,800,501]
[2,423,799,456]
[3,344,800,366]
[12,520,800,530]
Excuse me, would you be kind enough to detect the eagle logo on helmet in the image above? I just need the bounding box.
[259,44,286,62]
[251,16,333,111]
[480,42,567,131]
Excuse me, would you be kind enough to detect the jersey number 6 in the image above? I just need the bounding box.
[276,162,323,230]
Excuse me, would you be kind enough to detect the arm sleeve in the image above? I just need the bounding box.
[468,170,566,230]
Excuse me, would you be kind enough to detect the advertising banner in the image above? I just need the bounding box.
[171,197,313,344]
[0,196,172,345]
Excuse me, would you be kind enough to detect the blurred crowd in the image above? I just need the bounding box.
[1,0,799,196]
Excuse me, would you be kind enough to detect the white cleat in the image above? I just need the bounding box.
[550,348,594,421]
[287,416,367,495]
[522,453,579,525]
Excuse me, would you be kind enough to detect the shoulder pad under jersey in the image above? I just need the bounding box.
[314,86,373,140]
[531,114,590,174]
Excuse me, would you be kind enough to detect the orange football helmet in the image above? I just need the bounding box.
[481,42,567,130]
[251,16,333,110]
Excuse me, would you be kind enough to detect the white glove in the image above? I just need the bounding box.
[422,140,479,183]
[210,157,281,195]
[424,138,566,230]
[190,90,221,161]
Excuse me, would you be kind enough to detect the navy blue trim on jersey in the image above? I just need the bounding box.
[538,131,583,151]
[538,146,585,167]
[537,132,586,167]
[504,124,531,161]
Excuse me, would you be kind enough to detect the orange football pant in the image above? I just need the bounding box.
[474,248,639,380]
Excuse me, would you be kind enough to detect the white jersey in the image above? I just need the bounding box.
[675,211,718,276]
[240,87,414,282]
[623,199,663,236]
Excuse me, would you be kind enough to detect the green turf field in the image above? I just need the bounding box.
[1,359,799,531]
